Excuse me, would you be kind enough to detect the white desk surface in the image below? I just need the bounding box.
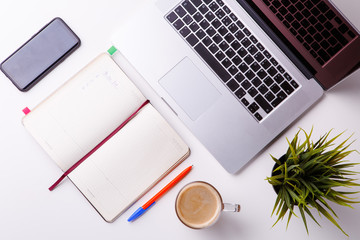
[1,0,360,239]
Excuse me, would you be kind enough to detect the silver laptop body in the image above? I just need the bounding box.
[112,0,323,173]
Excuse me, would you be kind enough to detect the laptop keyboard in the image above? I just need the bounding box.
[263,0,357,66]
[166,0,300,122]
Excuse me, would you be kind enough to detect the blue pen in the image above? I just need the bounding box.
[127,165,193,222]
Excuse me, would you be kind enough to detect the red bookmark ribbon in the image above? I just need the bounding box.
[49,100,150,191]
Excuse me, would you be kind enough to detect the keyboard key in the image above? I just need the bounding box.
[186,33,199,46]
[180,26,191,37]
[189,22,200,31]
[213,34,223,44]
[229,65,239,75]
[235,31,245,41]
[227,79,239,91]
[248,87,259,97]
[250,62,261,72]
[284,73,292,81]
[222,16,232,26]
[325,10,335,20]
[230,13,238,22]
[218,26,228,36]
[202,36,212,46]
[254,112,263,121]
[175,6,187,17]
[235,73,245,82]
[256,43,264,52]
[237,47,247,57]
[206,26,216,36]
[290,80,299,89]
[318,49,330,62]
[248,45,258,55]
[339,24,349,34]
[270,84,281,94]
[241,80,251,89]
[200,19,210,29]
[219,41,229,51]
[244,55,254,65]
[231,40,241,50]
[252,77,262,87]
[267,67,277,76]
[194,42,231,82]
[331,28,348,46]
[265,91,275,102]
[239,63,249,73]
[243,28,251,36]
[277,90,287,100]
[254,52,264,62]
[229,23,239,33]
[199,4,209,14]
[255,94,273,113]
[241,98,250,106]
[264,76,274,86]
[182,0,196,15]
[257,69,267,79]
[317,2,329,13]
[241,38,251,48]
[274,74,284,84]
[280,81,294,94]
[209,1,219,11]
[209,44,219,54]
[261,59,271,69]
[248,102,260,113]
[190,0,202,7]
[270,57,278,66]
[184,15,194,25]
[235,87,246,99]
[245,70,256,80]
[226,48,236,58]
[205,12,215,22]
[167,12,178,23]
[263,50,271,58]
[224,33,235,43]
[215,51,225,61]
[223,5,231,14]
[194,12,203,22]
[232,55,242,66]
[258,84,268,94]
[196,29,206,39]
[236,20,245,29]
[173,19,185,30]
[215,9,226,19]
[222,58,232,68]
[212,19,222,29]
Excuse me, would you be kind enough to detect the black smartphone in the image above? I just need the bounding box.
[0,17,80,91]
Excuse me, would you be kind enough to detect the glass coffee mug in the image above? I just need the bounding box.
[175,181,240,229]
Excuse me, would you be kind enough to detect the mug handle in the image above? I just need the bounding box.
[223,203,241,212]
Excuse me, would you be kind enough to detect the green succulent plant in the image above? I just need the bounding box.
[267,128,360,236]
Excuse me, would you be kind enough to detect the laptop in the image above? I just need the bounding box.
[111,0,360,173]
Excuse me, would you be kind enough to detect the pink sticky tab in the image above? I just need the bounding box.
[23,107,31,115]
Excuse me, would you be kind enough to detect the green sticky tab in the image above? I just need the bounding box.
[107,46,117,55]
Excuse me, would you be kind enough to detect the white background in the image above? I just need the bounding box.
[1,0,360,239]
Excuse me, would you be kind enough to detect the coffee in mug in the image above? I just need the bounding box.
[175,181,240,229]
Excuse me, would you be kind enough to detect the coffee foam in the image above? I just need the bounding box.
[176,182,222,229]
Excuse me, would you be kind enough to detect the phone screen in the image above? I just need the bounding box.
[0,18,80,91]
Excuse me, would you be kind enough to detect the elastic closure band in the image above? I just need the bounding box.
[49,100,150,191]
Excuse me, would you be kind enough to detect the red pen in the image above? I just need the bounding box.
[128,165,193,222]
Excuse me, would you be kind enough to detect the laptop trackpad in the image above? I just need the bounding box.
[159,57,221,120]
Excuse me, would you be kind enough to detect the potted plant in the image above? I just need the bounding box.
[267,128,360,236]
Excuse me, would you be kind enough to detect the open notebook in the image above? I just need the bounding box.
[22,53,190,222]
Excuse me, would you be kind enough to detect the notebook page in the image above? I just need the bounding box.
[68,104,189,222]
[22,54,146,171]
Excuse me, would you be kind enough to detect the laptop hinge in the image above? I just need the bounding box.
[236,0,316,80]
